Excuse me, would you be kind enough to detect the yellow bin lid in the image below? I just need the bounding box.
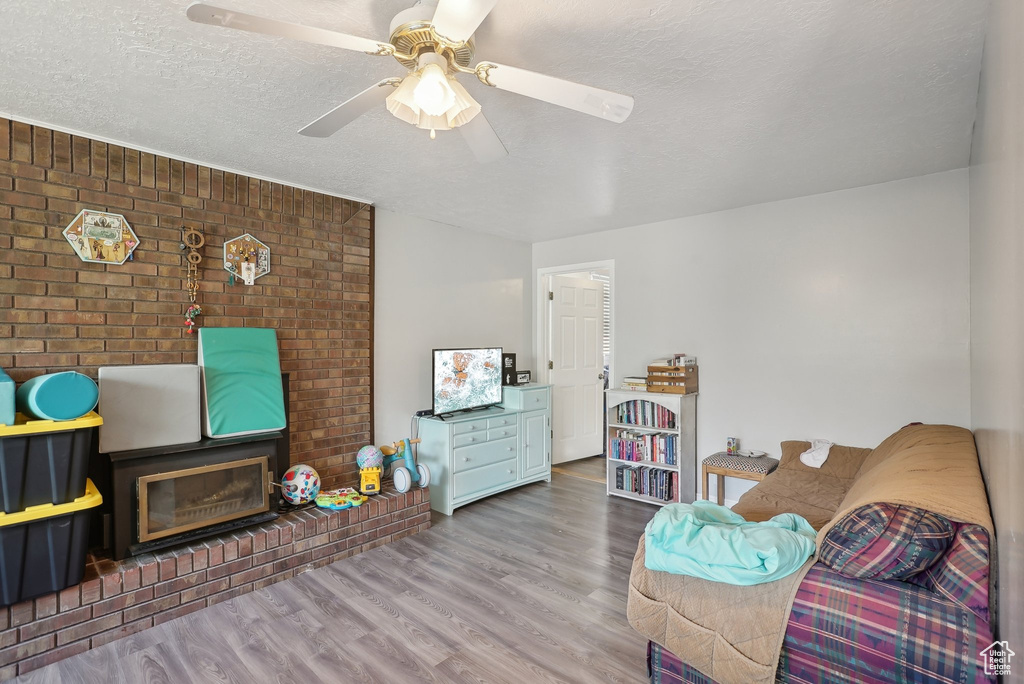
[0,411,103,437]
[0,479,103,527]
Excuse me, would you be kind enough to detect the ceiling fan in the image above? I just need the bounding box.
[185,0,634,162]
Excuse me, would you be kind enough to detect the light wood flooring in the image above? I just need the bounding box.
[551,456,607,484]
[16,473,658,684]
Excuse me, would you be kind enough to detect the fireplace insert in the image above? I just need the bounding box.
[100,433,280,560]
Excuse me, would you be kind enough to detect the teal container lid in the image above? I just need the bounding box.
[0,369,14,427]
[16,371,99,421]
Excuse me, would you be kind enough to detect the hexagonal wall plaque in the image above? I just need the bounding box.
[63,209,139,264]
[223,233,270,285]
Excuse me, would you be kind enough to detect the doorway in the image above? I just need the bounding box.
[537,261,613,464]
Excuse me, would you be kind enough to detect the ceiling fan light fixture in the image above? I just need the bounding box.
[413,63,456,116]
[445,77,481,127]
[385,72,422,125]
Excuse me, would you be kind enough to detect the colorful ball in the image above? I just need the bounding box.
[281,464,321,505]
[356,445,383,469]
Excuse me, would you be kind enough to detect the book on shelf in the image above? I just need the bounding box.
[621,376,647,391]
[612,399,677,429]
[609,429,677,465]
[612,463,677,502]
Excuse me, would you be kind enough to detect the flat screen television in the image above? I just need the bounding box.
[432,347,503,415]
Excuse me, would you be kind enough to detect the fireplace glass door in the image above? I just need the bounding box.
[138,456,271,542]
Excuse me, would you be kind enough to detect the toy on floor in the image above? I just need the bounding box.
[280,464,320,505]
[315,487,367,510]
[380,438,431,494]
[356,445,383,495]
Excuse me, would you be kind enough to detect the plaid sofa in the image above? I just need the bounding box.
[642,426,996,684]
[649,525,994,682]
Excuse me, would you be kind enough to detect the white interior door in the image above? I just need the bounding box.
[549,275,605,463]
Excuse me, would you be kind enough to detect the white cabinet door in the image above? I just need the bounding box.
[521,410,549,478]
[549,275,605,463]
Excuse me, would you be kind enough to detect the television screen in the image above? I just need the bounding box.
[432,347,503,414]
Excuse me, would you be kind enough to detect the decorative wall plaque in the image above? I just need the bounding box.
[63,210,140,264]
[223,233,270,285]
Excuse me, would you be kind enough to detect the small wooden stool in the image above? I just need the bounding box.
[702,452,780,505]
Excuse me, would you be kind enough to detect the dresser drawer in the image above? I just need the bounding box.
[487,425,517,441]
[486,416,516,430]
[453,436,517,472]
[453,458,518,499]
[453,431,489,448]
[519,389,549,411]
[452,419,488,436]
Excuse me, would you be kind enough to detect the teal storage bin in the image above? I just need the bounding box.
[0,369,13,427]
[16,371,98,421]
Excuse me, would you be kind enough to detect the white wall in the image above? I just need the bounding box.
[969,0,1023,647]
[534,170,971,503]
[374,209,533,444]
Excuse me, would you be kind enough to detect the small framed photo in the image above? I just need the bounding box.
[516,370,531,385]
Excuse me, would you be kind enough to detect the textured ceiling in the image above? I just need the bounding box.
[0,0,989,241]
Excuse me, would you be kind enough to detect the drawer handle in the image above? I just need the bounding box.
[469,437,476,442]
[506,447,513,452]
[463,457,470,462]
[507,469,514,474]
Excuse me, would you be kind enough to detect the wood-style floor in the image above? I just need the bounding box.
[17,473,657,684]
[551,456,607,484]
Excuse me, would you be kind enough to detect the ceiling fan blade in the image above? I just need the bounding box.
[298,80,397,137]
[431,0,498,43]
[458,113,507,163]
[186,3,393,55]
[478,62,633,123]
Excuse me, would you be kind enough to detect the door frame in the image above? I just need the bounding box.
[535,260,615,391]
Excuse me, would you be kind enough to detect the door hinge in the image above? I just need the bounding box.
[548,360,553,370]
[548,291,553,300]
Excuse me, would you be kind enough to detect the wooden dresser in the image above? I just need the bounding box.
[417,385,552,515]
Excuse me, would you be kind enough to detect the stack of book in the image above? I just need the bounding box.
[614,464,678,502]
[613,400,676,428]
[620,376,647,391]
[609,429,677,464]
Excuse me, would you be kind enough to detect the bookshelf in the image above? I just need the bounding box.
[606,389,697,506]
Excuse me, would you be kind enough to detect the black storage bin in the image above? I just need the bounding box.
[0,479,101,606]
[0,412,100,513]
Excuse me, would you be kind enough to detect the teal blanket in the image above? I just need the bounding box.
[644,501,816,585]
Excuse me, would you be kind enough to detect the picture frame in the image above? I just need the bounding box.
[516,370,531,385]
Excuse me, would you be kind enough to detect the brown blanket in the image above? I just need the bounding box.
[628,538,813,684]
[817,424,995,542]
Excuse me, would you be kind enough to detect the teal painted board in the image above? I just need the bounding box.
[0,369,13,427]
[198,328,286,438]
[15,372,98,421]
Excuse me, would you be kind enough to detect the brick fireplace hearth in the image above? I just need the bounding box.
[0,488,429,678]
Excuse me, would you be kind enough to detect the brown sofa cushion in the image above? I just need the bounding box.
[779,440,872,480]
[732,469,851,530]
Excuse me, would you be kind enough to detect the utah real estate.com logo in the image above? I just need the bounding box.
[980,640,1014,677]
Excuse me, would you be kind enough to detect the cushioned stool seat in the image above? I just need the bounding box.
[704,453,780,475]
[198,327,285,438]
[98,364,201,453]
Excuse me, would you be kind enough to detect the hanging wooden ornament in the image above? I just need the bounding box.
[181,227,205,334]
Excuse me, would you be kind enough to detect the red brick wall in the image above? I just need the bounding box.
[0,117,373,487]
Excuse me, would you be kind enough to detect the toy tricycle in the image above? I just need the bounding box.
[380,438,431,494]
